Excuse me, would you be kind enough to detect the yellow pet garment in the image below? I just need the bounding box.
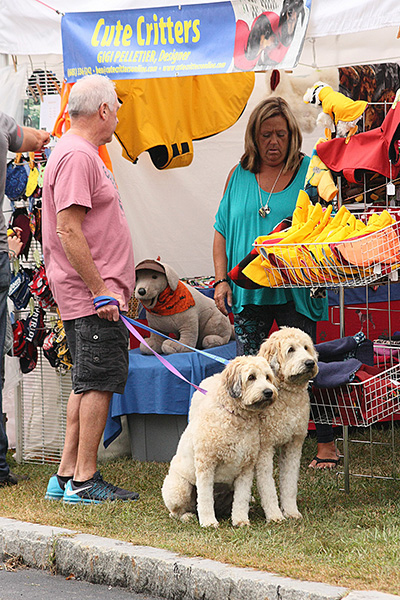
[305,138,338,203]
[244,194,400,287]
[114,72,255,169]
[317,85,367,128]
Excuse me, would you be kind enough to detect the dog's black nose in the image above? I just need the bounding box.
[137,288,146,296]
[263,389,274,399]
[305,360,315,370]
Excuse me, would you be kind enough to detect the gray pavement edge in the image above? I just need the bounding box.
[0,517,399,600]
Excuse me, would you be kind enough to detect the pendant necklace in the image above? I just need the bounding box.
[257,164,285,218]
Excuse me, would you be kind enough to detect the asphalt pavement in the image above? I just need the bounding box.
[0,565,163,600]
[0,516,399,600]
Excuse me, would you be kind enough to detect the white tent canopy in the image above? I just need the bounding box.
[2,0,400,66]
[0,0,399,276]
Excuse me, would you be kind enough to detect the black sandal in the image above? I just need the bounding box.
[310,456,339,468]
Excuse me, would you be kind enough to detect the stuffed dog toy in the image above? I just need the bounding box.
[303,81,367,142]
[134,259,234,355]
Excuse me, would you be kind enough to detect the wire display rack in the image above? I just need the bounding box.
[253,201,400,490]
[15,347,71,464]
[253,219,400,288]
[311,361,400,428]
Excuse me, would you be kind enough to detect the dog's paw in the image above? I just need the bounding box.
[266,509,285,523]
[232,518,250,528]
[200,518,219,528]
[202,335,225,349]
[282,508,303,520]
[180,512,197,523]
[162,340,190,354]
[139,342,155,355]
[168,511,182,520]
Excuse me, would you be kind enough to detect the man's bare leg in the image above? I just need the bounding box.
[57,390,82,478]
[73,389,112,482]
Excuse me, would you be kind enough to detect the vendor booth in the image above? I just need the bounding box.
[1,0,400,471]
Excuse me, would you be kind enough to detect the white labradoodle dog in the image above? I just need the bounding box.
[134,259,234,354]
[161,356,278,528]
[256,327,318,522]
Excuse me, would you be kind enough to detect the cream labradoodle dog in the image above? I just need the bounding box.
[256,327,318,522]
[161,356,278,528]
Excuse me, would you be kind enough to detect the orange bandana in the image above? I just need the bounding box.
[147,281,195,316]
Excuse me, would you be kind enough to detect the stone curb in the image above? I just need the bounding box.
[0,517,399,600]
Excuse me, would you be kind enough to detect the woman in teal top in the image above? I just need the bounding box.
[213,96,337,470]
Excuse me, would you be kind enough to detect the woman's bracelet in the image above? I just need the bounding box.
[213,278,229,288]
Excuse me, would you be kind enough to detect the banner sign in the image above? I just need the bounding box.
[62,1,311,82]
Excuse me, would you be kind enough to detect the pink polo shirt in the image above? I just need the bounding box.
[42,133,135,320]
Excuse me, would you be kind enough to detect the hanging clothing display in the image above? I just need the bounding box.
[114,72,255,170]
[316,99,400,183]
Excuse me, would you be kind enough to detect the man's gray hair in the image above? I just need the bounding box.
[68,74,116,117]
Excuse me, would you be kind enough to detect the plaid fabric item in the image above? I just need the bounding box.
[228,247,262,289]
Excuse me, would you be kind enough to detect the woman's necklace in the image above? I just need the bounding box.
[257,164,285,218]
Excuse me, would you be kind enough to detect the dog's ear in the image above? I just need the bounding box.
[258,339,268,358]
[258,338,277,362]
[223,361,243,399]
[258,338,281,376]
[268,353,280,376]
[162,263,180,291]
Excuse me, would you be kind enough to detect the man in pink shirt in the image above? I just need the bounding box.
[42,75,138,503]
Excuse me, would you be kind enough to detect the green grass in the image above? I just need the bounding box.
[1,427,400,595]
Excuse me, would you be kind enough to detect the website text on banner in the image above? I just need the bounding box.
[61,0,311,82]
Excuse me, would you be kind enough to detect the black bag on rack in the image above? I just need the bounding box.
[8,268,32,310]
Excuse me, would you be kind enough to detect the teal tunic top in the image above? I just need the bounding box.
[214,159,328,321]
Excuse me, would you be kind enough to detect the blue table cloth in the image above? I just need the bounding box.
[104,341,236,447]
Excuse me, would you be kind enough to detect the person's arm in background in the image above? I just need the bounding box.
[212,230,232,316]
[212,165,237,317]
[56,204,124,322]
[7,227,23,260]
[18,126,50,152]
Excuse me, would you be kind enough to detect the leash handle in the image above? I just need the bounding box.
[93,295,119,310]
